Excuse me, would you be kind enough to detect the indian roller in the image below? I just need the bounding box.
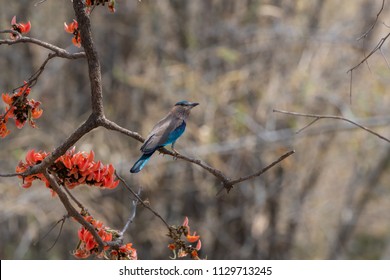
[130,100,199,173]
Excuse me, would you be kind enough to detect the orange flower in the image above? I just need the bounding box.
[74,214,137,260]
[17,148,120,192]
[191,250,199,259]
[182,216,200,243]
[168,243,176,250]
[25,149,47,165]
[64,19,78,34]
[31,107,43,119]
[0,117,10,138]
[2,93,12,105]
[1,83,42,132]
[73,248,90,259]
[64,20,81,47]
[118,243,137,260]
[186,232,200,243]
[10,16,31,39]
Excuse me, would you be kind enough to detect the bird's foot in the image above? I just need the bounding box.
[172,148,179,160]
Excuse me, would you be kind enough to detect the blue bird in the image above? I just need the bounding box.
[130,100,199,173]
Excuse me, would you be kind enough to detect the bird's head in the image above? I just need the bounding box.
[173,100,199,118]
[174,100,199,108]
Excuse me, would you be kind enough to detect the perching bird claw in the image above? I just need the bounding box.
[172,149,179,160]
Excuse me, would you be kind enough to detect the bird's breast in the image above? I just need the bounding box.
[166,121,186,144]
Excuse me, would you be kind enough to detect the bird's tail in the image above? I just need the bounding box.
[130,152,154,173]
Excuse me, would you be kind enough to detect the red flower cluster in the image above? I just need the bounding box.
[86,0,116,13]
[168,216,202,259]
[64,20,81,47]
[16,149,49,188]
[16,147,120,190]
[110,243,138,260]
[74,215,113,258]
[10,16,31,39]
[74,214,137,260]
[1,83,42,138]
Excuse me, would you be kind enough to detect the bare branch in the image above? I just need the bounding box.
[116,171,171,230]
[100,117,144,142]
[37,215,69,245]
[43,169,105,252]
[34,0,49,6]
[45,216,67,252]
[0,33,85,59]
[380,48,390,69]
[348,1,389,100]
[296,118,321,134]
[357,0,385,41]
[273,109,390,144]
[229,150,295,186]
[0,172,20,177]
[348,32,390,74]
[120,190,139,236]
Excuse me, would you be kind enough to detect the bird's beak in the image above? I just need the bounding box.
[190,102,199,107]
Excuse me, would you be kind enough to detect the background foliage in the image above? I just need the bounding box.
[1,0,390,259]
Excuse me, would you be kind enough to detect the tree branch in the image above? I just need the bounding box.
[348,0,388,101]
[73,0,104,116]
[348,32,390,73]
[103,117,293,193]
[356,0,385,41]
[273,109,390,144]
[26,115,99,176]
[116,171,171,230]
[43,169,105,252]
[0,32,85,59]
[229,150,295,186]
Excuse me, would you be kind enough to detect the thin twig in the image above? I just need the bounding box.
[349,32,390,73]
[348,2,390,100]
[216,150,295,195]
[34,0,48,6]
[229,150,295,186]
[34,214,69,246]
[115,171,171,230]
[120,189,139,236]
[46,216,67,252]
[26,53,57,88]
[380,48,390,69]
[43,169,106,252]
[273,109,390,144]
[0,172,21,177]
[349,70,353,104]
[0,33,85,59]
[357,0,385,41]
[296,118,320,134]
[61,183,84,210]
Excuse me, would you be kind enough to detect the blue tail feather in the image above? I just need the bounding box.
[130,152,153,173]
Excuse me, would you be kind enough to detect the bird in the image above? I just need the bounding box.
[130,100,199,173]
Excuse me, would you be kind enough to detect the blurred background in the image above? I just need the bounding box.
[1,0,390,259]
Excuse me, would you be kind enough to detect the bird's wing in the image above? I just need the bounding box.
[140,114,181,154]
